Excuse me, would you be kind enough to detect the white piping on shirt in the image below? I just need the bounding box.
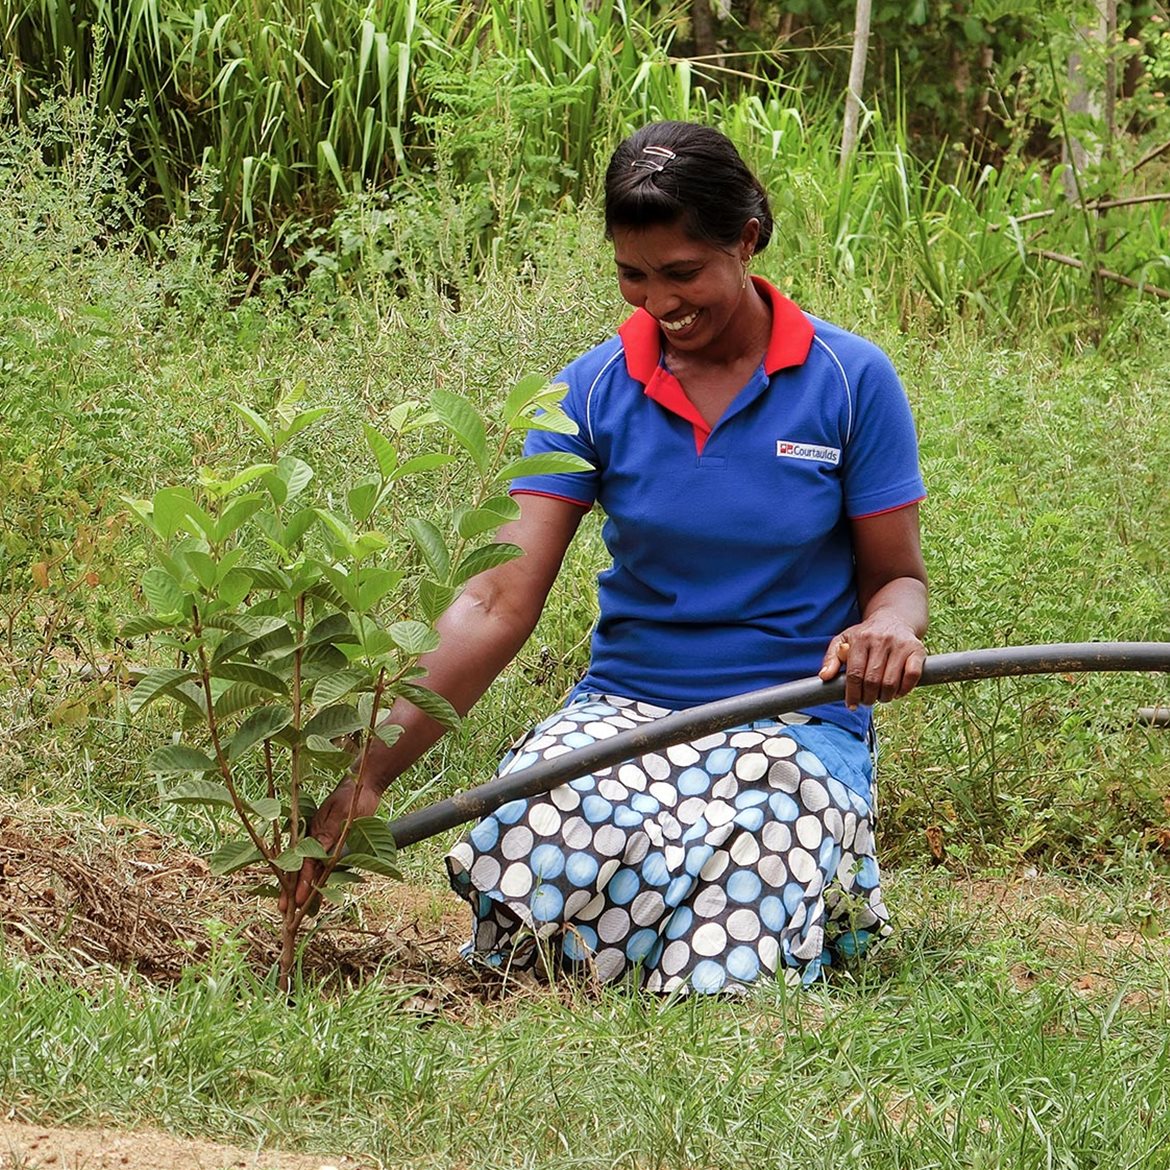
[584,348,626,446]
[810,334,854,446]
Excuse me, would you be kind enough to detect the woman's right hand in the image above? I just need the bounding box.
[283,775,382,913]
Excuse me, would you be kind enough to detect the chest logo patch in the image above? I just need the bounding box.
[776,439,841,465]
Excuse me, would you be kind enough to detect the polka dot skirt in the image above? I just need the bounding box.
[445,695,892,994]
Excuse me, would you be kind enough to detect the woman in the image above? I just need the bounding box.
[296,122,927,994]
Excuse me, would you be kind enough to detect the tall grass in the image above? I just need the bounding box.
[6,0,1169,330]
[2,0,692,249]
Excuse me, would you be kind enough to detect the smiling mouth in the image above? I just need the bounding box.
[660,310,699,333]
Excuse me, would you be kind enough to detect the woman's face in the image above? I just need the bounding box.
[611,217,759,354]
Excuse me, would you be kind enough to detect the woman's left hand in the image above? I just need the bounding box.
[819,612,926,709]
[818,504,929,709]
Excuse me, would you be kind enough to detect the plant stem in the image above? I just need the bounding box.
[279,593,309,993]
[292,668,388,938]
[191,604,273,868]
[263,739,281,854]
[289,593,305,847]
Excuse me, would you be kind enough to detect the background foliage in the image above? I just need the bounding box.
[4,0,1170,323]
[1,71,1167,869]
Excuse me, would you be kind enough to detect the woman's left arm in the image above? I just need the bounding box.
[819,503,929,709]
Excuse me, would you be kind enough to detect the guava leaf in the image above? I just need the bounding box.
[495,452,593,481]
[311,669,369,706]
[418,579,459,623]
[389,620,439,656]
[120,614,179,638]
[228,706,293,760]
[452,542,523,585]
[340,853,401,879]
[165,778,235,808]
[210,837,265,876]
[502,372,555,427]
[399,683,460,731]
[363,424,397,479]
[215,663,289,694]
[431,386,488,472]
[142,568,185,615]
[347,816,398,859]
[407,517,449,579]
[148,744,218,774]
[302,704,364,740]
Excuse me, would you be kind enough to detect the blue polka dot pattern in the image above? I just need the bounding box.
[679,768,713,795]
[530,885,564,922]
[582,795,613,823]
[705,747,737,774]
[563,923,597,961]
[691,960,727,993]
[608,868,640,904]
[445,694,891,995]
[626,928,658,961]
[665,875,693,908]
[530,844,565,880]
[734,808,766,833]
[495,799,526,824]
[769,793,800,821]
[641,852,670,886]
[727,870,762,903]
[665,906,693,939]
[469,820,498,851]
[727,945,761,982]
[565,851,599,886]
[760,896,784,931]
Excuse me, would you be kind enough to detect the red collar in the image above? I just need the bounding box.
[617,276,814,386]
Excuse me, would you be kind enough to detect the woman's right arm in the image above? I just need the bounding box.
[289,492,586,908]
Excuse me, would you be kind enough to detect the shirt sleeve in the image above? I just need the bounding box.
[508,367,601,506]
[841,344,926,519]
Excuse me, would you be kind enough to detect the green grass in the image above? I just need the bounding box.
[2,861,1169,1168]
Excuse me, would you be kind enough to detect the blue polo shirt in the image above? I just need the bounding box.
[511,278,925,739]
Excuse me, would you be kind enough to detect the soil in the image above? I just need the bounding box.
[0,1120,371,1170]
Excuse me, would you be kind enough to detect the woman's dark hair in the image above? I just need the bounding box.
[604,121,773,254]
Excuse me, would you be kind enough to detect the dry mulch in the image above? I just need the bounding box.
[0,808,491,1005]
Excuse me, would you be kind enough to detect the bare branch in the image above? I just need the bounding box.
[988,193,1170,231]
[1032,249,1170,300]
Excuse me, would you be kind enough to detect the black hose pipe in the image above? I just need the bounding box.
[383,642,1170,850]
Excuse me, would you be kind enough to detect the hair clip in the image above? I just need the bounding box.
[630,145,677,172]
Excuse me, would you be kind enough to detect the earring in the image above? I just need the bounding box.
[741,255,751,288]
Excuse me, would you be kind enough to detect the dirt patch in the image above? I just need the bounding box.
[0,1119,372,1170]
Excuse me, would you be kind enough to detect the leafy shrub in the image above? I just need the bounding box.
[123,379,588,990]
